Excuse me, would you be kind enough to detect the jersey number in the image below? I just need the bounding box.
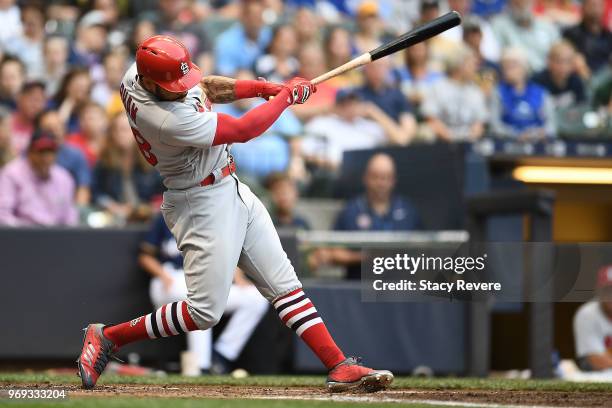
[131,127,158,166]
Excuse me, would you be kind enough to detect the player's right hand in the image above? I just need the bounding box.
[283,77,316,105]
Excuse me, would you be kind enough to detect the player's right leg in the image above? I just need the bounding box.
[77,181,246,388]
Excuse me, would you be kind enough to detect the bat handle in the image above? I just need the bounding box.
[311,53,372,86]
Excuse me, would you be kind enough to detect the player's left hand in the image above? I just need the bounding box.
[283,77,317,105]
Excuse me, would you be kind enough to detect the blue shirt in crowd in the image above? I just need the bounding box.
[356,85,413,122]
[142,214,183,269]
[334,195,422,231]
[56,144,91,188]
[214,24,272,76]
[498,81,547,134]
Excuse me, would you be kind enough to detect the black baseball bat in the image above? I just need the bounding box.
[312,11,462,85]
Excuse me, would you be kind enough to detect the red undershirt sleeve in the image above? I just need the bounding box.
[212,89,291,146]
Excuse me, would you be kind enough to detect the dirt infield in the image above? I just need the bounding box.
[2,382,611,407]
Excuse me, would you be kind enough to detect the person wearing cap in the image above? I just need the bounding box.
[0,129,77,226]
[353,1,384,54]
[69,10,109,68]
[573,265,612,371]
[301,88,390,170]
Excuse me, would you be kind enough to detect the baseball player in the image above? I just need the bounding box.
[76,35,393,392]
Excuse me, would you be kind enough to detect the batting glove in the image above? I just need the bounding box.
[283,77,316,105]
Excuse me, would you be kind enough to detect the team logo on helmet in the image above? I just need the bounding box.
[180,62,189,76]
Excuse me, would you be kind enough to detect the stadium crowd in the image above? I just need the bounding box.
[0,0,611,228]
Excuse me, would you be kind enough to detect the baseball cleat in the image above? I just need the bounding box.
[76,323,118,389]
[326,356,394,393]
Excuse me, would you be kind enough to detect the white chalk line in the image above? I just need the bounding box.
[247,393,580,408]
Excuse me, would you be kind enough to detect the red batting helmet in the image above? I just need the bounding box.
[136,35,202,93]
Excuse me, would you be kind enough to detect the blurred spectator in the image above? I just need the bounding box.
[353,1,383,54]
[66,102,108,167]
[139,214,268,374]
[0,129,77,226]
[309,153,422,279]
[129,19,156,55]
[9,80,46,155]
[533,0,581,28]
[91,51,128,116]
[422,46,487,142]
[532,41,586,110]
[439,0,501,62]
[0,0,22,46]
[254,24,299,83]
[292,6,322,45]
[395,42,443,115]
[335,153,422,231]
[0,56,25,110]
[324,26,363,88]
[291,43,337,122]
[53,68,93,134]
[4,2,45,79]
[490,47,556,140]
[216,71,303,181]
[563,0,612,75]
[265,172,310,229]
[91,113,163,224]
[301,89,401,170]
[140,0,212,74]
[215,0,271,76]
[463,16,500,98]
[69,11,109,68]
[492,0,560,72]
[387,0,422,34]
[0,108,13,168]
[471,0,507,18]
[42,35,69,97]
[356,58,416,144]
[573,265,612,371]
[37,109,91,206]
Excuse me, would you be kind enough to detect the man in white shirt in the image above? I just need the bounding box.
[573,265,612,371]
[301,89,390,170]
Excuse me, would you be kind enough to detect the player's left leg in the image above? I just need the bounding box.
[234,181,393,392]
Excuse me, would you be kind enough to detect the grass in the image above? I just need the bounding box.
[1,372,612,392]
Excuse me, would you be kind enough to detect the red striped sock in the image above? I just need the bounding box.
[103,301,199,347]
[273,289,345,369]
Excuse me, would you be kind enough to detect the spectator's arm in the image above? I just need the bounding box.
[62,181,78,226]
[362,102,413,145]
[426,116,453,142]
[0,171,20,226]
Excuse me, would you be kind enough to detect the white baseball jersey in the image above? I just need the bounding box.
[119,63,229,190]
[574,300,612,358]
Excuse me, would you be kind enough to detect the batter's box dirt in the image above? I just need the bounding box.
[2,383,611,407]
